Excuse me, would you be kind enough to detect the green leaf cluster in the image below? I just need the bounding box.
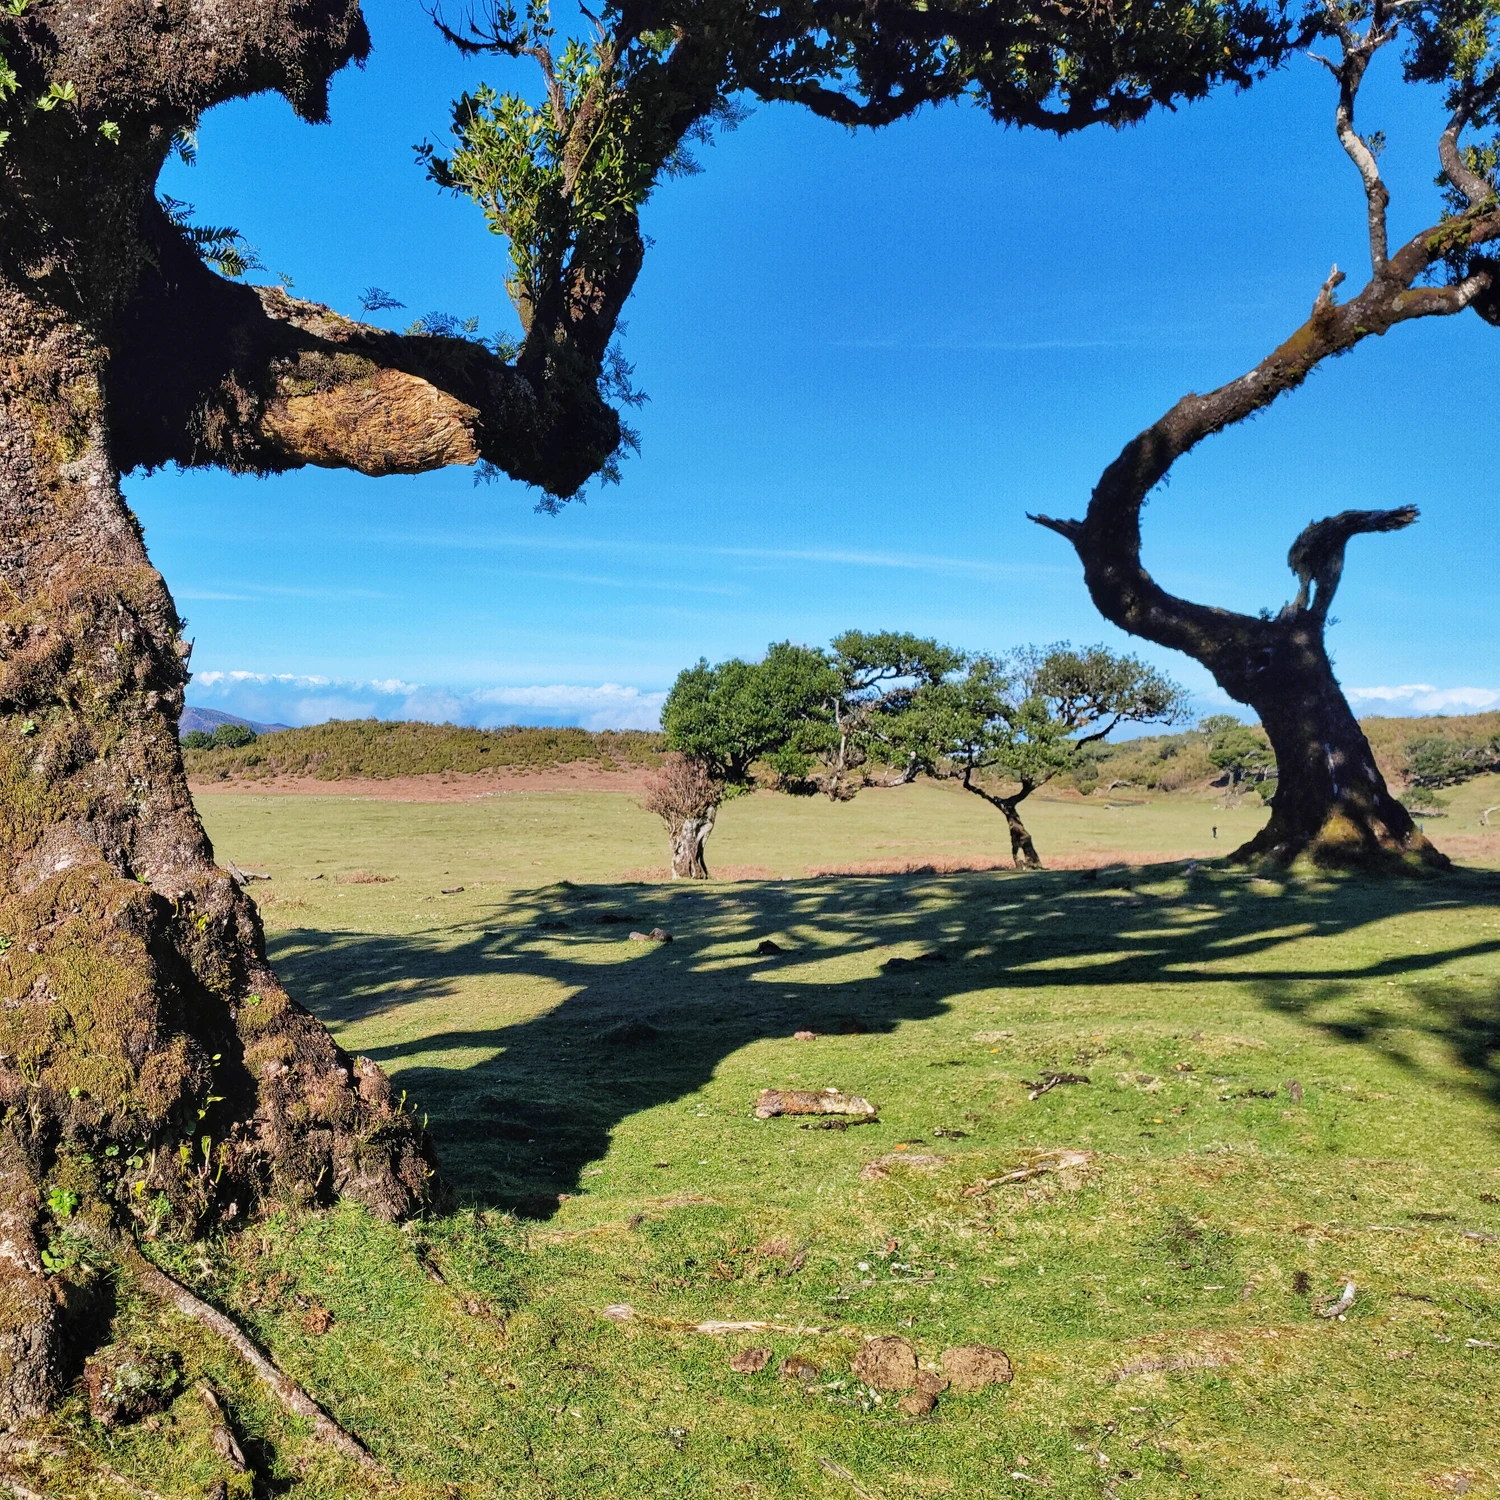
[661,642,838,787]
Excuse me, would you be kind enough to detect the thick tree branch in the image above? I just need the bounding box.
[109,206,621,497]
[1315,8,1395,273]
[1439,89,1498,209]
[1285,506,1418,616]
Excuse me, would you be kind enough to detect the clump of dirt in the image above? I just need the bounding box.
[942,1344,1013,1391]
[779,1353,821,1383]
[338,870,394,884]
[852,1335,917,1391]
[729,1347,771,1374]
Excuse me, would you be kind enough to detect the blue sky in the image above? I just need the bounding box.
[128,0,1500,731]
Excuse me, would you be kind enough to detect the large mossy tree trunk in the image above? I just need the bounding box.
[1209,610,1423,865]
[0,0,661,1425]
[0,287,434,1424]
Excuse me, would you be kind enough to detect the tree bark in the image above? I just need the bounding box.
[961,776,1042,868]
[1207,610,1425,866]
[0,294,434,1422]
[669,803,716,879]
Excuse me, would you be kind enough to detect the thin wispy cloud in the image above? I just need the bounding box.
[382,530,1061,582]
[1347,684,1500,713]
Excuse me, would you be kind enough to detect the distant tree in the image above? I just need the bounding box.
[641,753,723,879]
[901,645,1188,867]
[811,631,965,799]
[655,643,835,876]
[182,730,214,751]
[212,723,257,749]
[1198,716,1273,789]
[1031,0,1500,868]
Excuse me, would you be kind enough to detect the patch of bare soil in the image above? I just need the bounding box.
[188,762,655,801]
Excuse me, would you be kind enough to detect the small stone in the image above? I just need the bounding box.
[897,1389,938,1417]
[941,1344,1013,1391]
[729,1347,772,1374]
[649,927,673,942]
[852,1335,917,1391]
[440,885,465,895]
[779,1353,821,1383]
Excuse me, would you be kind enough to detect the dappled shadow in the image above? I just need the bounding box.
[267,862,1500,1216]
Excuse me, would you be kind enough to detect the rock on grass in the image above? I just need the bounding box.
[729,1347,772,1373]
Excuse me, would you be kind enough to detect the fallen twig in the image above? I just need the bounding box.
[602,1303,833,1336]
[1316,1281,1357,1319]
[1021,1071,1090,1101]
[126,1248,380,1471]
[962,1149,1095,1198]
[197,1382,247,1473]
[818,1456,889,1500]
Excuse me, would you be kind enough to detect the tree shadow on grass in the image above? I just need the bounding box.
[266,862,1500,1217]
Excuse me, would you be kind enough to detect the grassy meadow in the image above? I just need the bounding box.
[29,779,1500,1500]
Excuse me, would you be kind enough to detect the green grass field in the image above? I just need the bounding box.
[29,781,1500,1500]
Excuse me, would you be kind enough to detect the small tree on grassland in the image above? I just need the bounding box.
[898,645,1189,868]
[654,643,835,876]
[641,754,723,879]
[813,631,967,799]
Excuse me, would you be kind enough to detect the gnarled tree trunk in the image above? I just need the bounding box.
[961,774,1042,868]
[1205,605,1422,865]
[0,0,673,1426]
[670,803,717,879]
[0,288,434,1424]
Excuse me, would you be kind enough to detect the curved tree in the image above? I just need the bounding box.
[1032,0,1500,869]
[898,644,1187,866]
[0,0,1306,1425]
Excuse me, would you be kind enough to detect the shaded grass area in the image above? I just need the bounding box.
[22,794,1500,1500]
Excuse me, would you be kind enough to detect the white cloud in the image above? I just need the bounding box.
[1347,684,1500,713]
[188,670,667,731]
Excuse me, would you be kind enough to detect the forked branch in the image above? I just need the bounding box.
[1285,505,1418,616]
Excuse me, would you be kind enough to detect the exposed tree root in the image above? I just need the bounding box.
[123,1247,381,1473]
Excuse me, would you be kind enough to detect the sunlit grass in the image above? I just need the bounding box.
[26,788,1500,1499]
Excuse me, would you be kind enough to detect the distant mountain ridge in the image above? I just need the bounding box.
[180,706,290,739]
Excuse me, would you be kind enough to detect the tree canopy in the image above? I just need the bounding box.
[892,643,1188,865]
